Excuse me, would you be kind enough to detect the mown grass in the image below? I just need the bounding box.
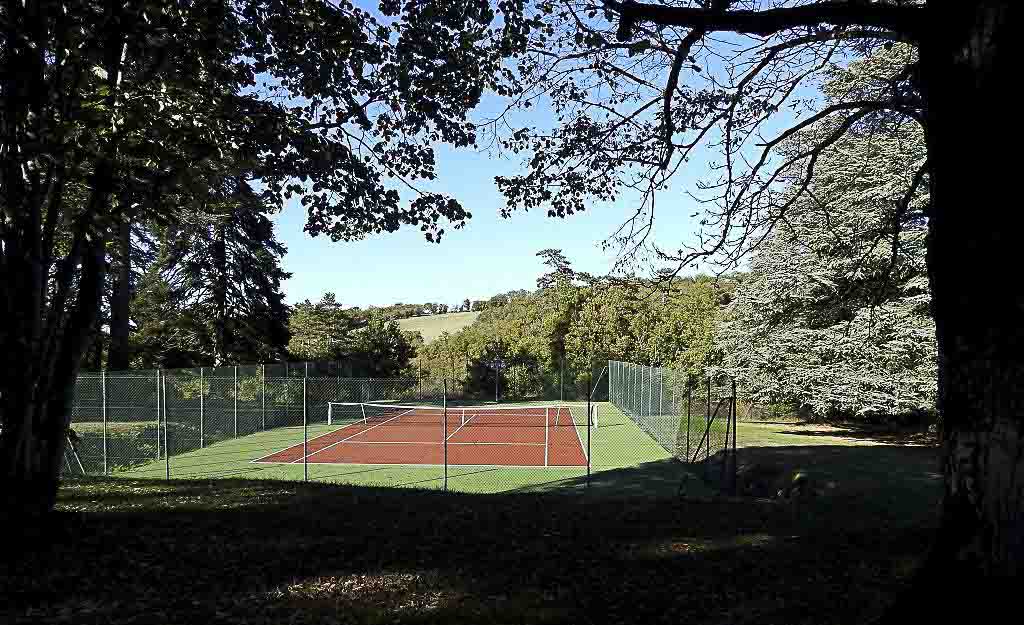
[6,414,947,625]
[99,402,687,496]
[4,442,940,625]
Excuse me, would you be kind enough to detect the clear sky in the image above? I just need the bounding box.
[272,93,711,309]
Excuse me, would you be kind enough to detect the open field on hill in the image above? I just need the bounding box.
[398,311,480,343]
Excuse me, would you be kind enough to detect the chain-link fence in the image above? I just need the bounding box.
[63,360,724,495]
[608,360,738,493]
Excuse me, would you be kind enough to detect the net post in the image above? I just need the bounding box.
[101,369,108,475]
[233,365,238,438]
[544,407,549,467]
[199,367,205,449]
[261,364,266,431]
[443,379,448,492]
[163,374,169,480]
[303,378,308,482]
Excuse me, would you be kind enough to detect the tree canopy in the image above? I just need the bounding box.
[719,44,935,419]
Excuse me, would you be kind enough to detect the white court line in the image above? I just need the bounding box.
[571,407,588,461]
[250,422,365,463]
[251,460,586,468]
[446,408,471,441]
[337,440,546,446]
[293,408,415,463]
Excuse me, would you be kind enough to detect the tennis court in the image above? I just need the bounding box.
[253,404,590,467]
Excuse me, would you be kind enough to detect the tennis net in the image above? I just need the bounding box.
[327,402,599,429]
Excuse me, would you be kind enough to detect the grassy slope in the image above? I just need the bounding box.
[398,311,480,343]
[5,425,942,625]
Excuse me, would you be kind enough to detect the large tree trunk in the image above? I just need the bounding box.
[107,217,133,370]
[920,0,1022,577]
[0,235,108,515]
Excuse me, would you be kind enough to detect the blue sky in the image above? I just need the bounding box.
[272,96,713,309]
[268,4,809,310]
[266,2,725,309]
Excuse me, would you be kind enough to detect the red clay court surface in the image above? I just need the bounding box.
[254,406,588,467]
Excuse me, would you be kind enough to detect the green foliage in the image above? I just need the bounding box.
[417,252,730,398]
[350,314,417,378]
[1,0,536,487]
[287,294,356,362]
[719,46,935,420]
[286,295,416,377]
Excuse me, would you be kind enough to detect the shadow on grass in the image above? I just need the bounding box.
[518,457,712,499]
[3,443,943,625]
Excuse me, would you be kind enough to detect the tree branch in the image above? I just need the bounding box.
[612,1,925,42]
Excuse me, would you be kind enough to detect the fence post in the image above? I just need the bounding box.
[163,374,169,480]
[633,363,638,415]
[155,370,161,460]
[705,377,712,462]
[586,374,592,487]
[233,365,238,438]
[721,378,732,493]
[559,356,564,403]
[544,407,549,467]
[443,379,448,492]
[685,376,692,461]
[659,369,664,418]
[101,370,108,475]
[303,378,308,482]
[261,364,266,431]
[199,367,205,449]
[649,366,654,417]
[731,378,738,495]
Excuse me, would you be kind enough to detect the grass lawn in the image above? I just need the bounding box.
[398,311,480,344]
[5,414,945,624]
[105,402,693,497]
[5,437,940,625]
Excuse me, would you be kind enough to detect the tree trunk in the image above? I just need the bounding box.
[920,0,1022,577]
[212,218,231,365]
[107,217,133,370]
[0,236,108,515]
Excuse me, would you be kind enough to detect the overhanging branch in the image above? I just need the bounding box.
[611,1,925,43]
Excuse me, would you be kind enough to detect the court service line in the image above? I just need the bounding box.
[446,408,471,440]
[293,408,415,463]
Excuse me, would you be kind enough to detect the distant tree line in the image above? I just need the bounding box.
[416,249,735,399]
